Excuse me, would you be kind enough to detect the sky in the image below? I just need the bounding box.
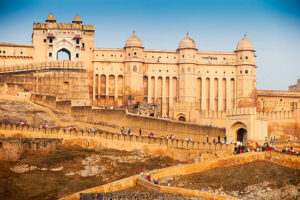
[0,0,299,90]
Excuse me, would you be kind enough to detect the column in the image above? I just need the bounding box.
[218,78,223,112]
[201,77,206,110]
[148,76,151,103]
[210,77,214,111]
[162,77,166,116]
[93,73,96,101]
[169,77,173,118]
[98,75,100,94]
[105,75,109,106]
[154,76,158,104]
[114,75,118,107]
[226,78,231,110]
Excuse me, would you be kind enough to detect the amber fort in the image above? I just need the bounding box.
[0,14,299,200]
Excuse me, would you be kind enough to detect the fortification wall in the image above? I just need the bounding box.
[60,151,299,200]
[0,123,233,162]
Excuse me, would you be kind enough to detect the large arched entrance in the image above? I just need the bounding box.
[229,121,248,146]
[177,113,186,122]
[237,128,247,145]
[57,48,71,60]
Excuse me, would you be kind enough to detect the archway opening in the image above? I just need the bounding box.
[178,116,186,122]
[57,48,71,60]
[237,128,247,145]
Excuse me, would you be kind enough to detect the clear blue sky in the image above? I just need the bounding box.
[0,0,299,90]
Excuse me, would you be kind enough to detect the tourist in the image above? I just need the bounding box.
[218,136,220,143]
[139,128,142,136]
[224,136,227,144]
[206,134,209,143]
[124,130,128,136]
[172,135,175,140]
[166,135,169,140]
[213,138,216,144]
[128,128,131,135]
[146,172,151,181]
[153,179,158,184]
[231,140,234,144]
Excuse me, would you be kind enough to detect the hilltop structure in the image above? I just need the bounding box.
[0,14,299,145]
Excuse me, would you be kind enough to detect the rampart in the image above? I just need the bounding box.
[0,137,62,161]
[60,151,300,200]
[0,123,233,162]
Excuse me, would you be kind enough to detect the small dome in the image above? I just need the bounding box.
[236,35,254,51]
[73,14,82,24]
[125,32,143,48]
[179,35,197,49]
[46,14,56,23]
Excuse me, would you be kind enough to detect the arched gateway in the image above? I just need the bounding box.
[230,122,247,146]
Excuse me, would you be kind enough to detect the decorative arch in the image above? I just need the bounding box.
[230,121,247,145]
[177,113,186,122]
[57,48,71,60]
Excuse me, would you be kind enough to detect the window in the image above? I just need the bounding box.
[245,70,248,74]
[76,53,79,58]
[159,70,161,72]
[44,39,46,43]
[174,57,176,59]
[49,38,53,43]
[240,57,242,60]
[76,39,79,44]
[128,53,131,56]
[223,57,226,60]
[224,71,226,74]
[82,43,85,48]
[102,54,104,56]
[3,51,5,54]
[0,142,2,148]
[134,52,137,56]
[111,54,113,57]
[246,56,248,59]
[0,51,1,53]
[240,70,242,74]
[49,52,52,57]
[207,71,209,73]
[167,70,168,72]
[21,51,23,54]
[152,56,154,58]
[215,71,217,73]
[182,55,184,58]
[120,55,122,57]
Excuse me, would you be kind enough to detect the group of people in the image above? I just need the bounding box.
[39,124,48,129]
[166,135,176,140]
[120,127,132,136]
[206,135,228,144]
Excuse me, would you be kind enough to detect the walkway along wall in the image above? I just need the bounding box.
[0,123,233,162]
[59,151,300,200]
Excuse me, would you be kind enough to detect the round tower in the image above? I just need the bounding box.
[124,32,144,106]
[235,35,257,108]
[177,33,197,102]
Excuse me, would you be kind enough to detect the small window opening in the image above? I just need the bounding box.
[44,39,46,43]
[134,52,137,56]
[128,53,130,56]
[76,38,79,44]
[49,38,53,43]
[240,57,242,60]
[21,51,23,54]
[240,70,242,74]
[49,52,52,57]
[82,43,85,48]
[76,53,79,58]
[182,55,184,58]
[245,70,248,74]
[0,142,2,148]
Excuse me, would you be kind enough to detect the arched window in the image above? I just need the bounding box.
[133,65,137,72]
[57,48,71,60]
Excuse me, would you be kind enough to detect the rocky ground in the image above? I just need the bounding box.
[0,145,185,200]
[163,160,300,200]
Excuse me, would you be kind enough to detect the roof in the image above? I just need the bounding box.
[125,33,143,48]
[178,35,197,49]
[236,35,254,51]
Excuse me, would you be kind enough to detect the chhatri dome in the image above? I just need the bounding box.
[73,14,82,24]
[236,35,254,51]
[45,14,56,23]
[125,31,143,48]
[178,33,197,49]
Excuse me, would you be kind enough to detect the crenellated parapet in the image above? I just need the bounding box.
[33,22,95,32]
[0,61,84,74]
[257,110,294,120]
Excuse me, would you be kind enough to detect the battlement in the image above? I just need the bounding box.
[257,110,294,120]
[0,61,84,74]
[226,107,256,116]
[33,22,95,31]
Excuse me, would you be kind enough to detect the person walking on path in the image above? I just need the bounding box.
[207,134,209,143]
[218,135,220,143]
[139,128,142,136]
[224,136,227,144]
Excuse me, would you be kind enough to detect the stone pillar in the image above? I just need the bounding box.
[210,78,214,111]
[93,74,96,101]
[218,77,223,112]
[114,75,118,106]
[98,75,100,94]
[148,76,151,103]
[105,75,109,106]
[162,76,166,117]
[154,76,157,104]
[201,77,206,110]
[226,78,231,110]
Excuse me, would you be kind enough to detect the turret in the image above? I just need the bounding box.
[177,33,197,102]
[123,31,144,105]
[235,35,257,108]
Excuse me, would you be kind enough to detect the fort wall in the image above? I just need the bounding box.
[0,123,233,162]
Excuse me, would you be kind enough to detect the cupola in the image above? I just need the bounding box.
[45,14,56,23]
[125,31,143,48]
[72,14,82,24]
[178,34,197,49]
[236,35,254,51]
